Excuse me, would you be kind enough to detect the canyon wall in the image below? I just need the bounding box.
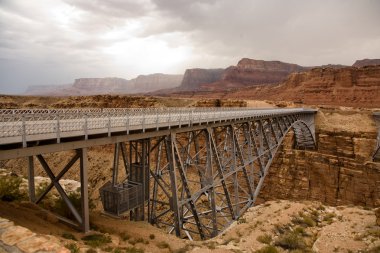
[24,74,183,96]
[179,68,224,91]
[128,73,183,93]
[223,65,380,108]
[353,59,380,67]
[221,58,306,85]
[259,109,380,207]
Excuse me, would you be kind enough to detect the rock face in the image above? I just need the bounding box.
[128,73,183,93]
[73,77,128,94]
[24,84,72,95]
[178,68,224,91]
[259,109,380,207]
[223,65,380,108]
[24,74,183,96]
[353,59,380,67]
[222,58,306,85]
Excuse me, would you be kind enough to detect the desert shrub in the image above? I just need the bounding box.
[0,176,25,201]
[65,243,80,253]
[82,234,111,248]
[255,245,279,253]
[275,231,306,250]
[292,214,316,227]
[156,241,170,249]
[237,217,247,224]
[256,234,272,244]
[149,234,155,240]
[125,247,144,253]
[120,232,130,241]
[62,232,77,241]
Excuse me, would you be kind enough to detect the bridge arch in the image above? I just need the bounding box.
[148,112,317,240]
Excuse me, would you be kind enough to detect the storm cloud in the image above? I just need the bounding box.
[0,0,379,93]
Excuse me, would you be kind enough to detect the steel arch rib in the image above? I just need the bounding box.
[149,114,317,240]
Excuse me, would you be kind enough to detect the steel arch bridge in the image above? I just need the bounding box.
[0,107,317,239]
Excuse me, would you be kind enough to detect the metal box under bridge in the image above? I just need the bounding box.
[100,180,143,216]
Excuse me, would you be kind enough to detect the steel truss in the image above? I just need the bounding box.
[373,112,380,162]
[111,113,316,240]
[27,148,89,231]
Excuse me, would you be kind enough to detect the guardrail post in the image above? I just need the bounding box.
[108,114,111,137]
[156,112,159,131]
[142,112,146,133]
[56,114,61,143]
[22,115,26,147]
[84,114,88,140]
[179,112,182,128]
[126,115,130,134]
[168,111,171,129]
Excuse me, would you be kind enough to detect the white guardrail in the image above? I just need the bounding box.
[0,107,314,146]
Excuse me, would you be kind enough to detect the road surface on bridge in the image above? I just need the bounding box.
[0,107,316,146]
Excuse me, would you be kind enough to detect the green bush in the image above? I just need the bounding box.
[255,245,279,253]
[65,243,80,253]
[256,234,272,244]
[0,176,25,201]
[275,231,306,250]
[156,241,170,249]
[82,234,112,248]
[62,232,77,241]
[125,246,144,253]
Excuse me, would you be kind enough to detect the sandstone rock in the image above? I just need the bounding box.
[1,226,35,246]
[222,65,380,108]
[352,59,380,68]
[179,68,224,91]
[222,58,306,85]
[375,208,380,226]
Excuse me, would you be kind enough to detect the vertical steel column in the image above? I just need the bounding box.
[79,148,90,233]
[27,156,35,202]
[166,134,181,237]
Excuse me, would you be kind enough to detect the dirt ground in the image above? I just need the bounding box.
[0,199,379,253]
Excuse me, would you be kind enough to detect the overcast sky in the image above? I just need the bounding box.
[1,0,379,94]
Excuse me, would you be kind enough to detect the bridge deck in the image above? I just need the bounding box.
[0,107,316,159]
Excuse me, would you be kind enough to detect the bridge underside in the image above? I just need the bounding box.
[1,111,316,239]
[109,114,316,240]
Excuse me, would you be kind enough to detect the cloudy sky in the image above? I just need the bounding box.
[0,0,379,94]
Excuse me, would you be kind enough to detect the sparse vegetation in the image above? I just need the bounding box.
[237,217,247,224]
[86,249,97,253]
[257,234,272,244]
[156,241,170,249]
[82,233,112,248]
[62,232,77,241]
[255,245,279,253]
[0,175,26,201]
[274,231,306,250]
[149,234,155,240]
[65,243,80,253]
[125,246,144,253]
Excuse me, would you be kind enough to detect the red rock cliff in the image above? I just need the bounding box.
[179,68,224,91]
[222,58,306,85]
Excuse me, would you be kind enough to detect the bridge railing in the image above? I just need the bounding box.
[0,108,316,145]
